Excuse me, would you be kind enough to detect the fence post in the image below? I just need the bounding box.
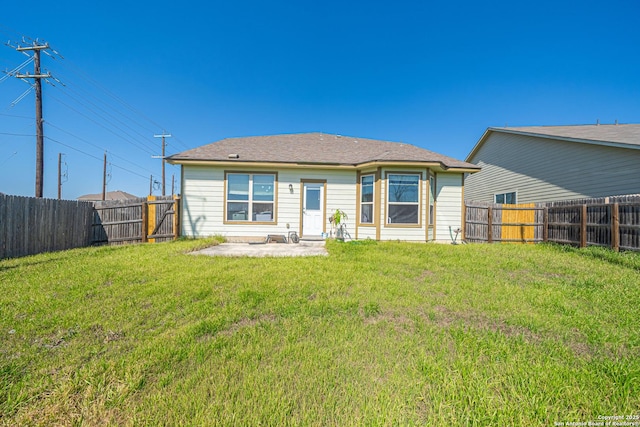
[611,203,619,252]
[487,206,493,243]
[141,201,148,243]
[462,202,466,241]
[580,204,587,248]
[543,207,548,242]
[173,196,181,240]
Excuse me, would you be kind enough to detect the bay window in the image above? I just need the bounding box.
[387,174,420,224]
[360,174,374,224]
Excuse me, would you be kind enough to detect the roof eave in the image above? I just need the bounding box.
[166,158,353,169]
[465,128,495,162]
[168,158,480,173]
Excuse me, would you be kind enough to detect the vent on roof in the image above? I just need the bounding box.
[228,154,239,159]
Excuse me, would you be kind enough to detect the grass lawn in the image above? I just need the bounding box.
[1,239,639,426]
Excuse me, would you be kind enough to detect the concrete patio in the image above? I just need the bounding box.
[190,240,328,257]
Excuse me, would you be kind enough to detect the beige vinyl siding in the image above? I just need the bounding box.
[356,227,377,240]
[319,170,357,236]
[466,132,640,203]
[182,165,356,238]
[435,173,464,242]
[181,165,223,237]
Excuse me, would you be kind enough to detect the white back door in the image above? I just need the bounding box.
[302,182,324,237]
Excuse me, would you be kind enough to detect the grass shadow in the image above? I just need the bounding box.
[542,242,640,272]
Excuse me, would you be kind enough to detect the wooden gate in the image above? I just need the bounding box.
[465,203,544,244]
[92,196,180,245]
[144,196,180,243]
[500,203,537,243]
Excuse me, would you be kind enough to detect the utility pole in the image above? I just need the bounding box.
[14,41,51,198]
[102,152,107,201]
[57,153,67,200]
[153,132,171,196]
[58,153,62,200]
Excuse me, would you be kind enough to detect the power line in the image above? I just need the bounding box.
[45,135,149,180]
[46,91,157,156]
[46,72,191,155]
[53,57,192,152]
[0,56,33,83]
[0,112,33,120]
[0,151,18,167]
[57,83,157,146]
[45,121,155,175]
[0,24,24,39]
[55,59,164,133]
[0,131,34,137]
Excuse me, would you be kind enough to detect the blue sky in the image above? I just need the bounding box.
[1,0,639,199]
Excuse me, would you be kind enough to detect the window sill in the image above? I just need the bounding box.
[223,221,277,225]
[384,223,422,228]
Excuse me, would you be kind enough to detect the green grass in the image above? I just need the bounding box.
[1,239,639,426]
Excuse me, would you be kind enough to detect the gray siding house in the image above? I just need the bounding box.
[464,124,640,204]
[167,133,480,242]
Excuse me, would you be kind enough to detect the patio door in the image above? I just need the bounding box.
[302,182,324,237]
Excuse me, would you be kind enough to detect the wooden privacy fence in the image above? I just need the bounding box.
[0,194,181,260]
[0,194,94,259]
[465,198,640,251]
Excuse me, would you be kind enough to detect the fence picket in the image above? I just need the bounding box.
[465,195,640,251]
[0,194,181,260]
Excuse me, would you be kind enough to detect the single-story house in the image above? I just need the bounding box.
[464,124,640,204]
[167,133,480,242]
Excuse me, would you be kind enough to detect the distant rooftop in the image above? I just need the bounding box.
[77,190,139,201]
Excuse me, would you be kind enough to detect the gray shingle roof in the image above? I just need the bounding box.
[491,124,640,147]
[168,133,478,170]
[77,190,139,201]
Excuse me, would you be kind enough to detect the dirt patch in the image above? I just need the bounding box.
[429,305,543,344]
[89,324,125,344]
[103,330,124,343]
[424,306,635,359]
[36,328,78,350]
[217,314,278,337]
[362,311,416,334]
[416,270,436,282]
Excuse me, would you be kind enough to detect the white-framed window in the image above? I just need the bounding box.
[360,174,374,224]
[495,191,517,204]
[226,173,276,222]
[387,173,420,224]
